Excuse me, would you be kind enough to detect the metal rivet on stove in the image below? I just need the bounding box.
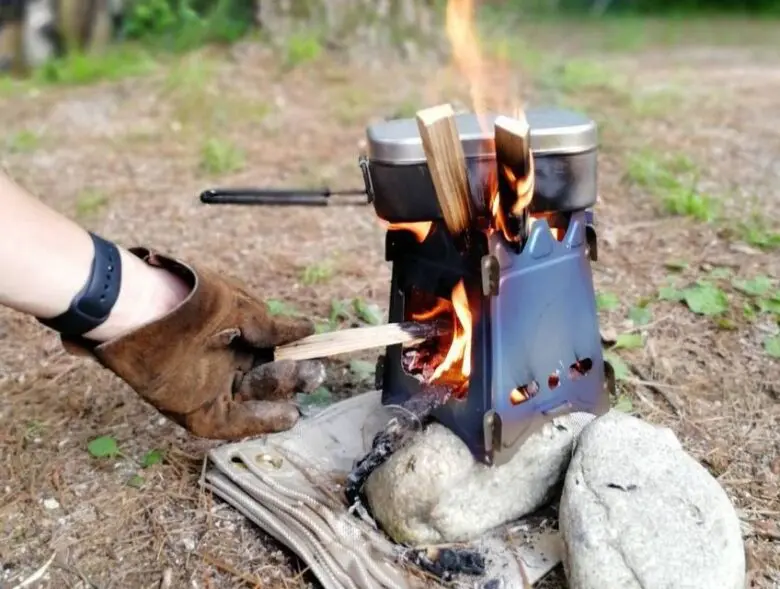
[255,454,283,469]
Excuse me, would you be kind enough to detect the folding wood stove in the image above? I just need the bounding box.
[361,108,612,466]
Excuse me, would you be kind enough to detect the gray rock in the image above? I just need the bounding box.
[364,413,596,546]
[560,410,745,589]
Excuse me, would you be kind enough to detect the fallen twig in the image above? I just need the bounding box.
[11,552,57,589]
[627,361,684,417]
[749,521,780,542]
[199,552,262,588]
[159,568,173,589]
[51,562,101,589]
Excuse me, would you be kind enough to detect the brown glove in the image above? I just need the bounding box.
[67,248,325,440]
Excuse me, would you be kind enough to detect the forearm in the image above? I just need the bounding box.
[0,172,189,342]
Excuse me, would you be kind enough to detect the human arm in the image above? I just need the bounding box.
[0,171,190,342]
[0,171,325,438]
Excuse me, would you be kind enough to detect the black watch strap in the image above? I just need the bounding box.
[37,232,122,337]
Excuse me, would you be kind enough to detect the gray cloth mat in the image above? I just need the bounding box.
[201,390,563,589]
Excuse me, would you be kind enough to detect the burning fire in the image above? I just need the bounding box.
[429,280,472,380]
[446,0,487,126]
[386,221,432,243]
[401,1,561,394]
[406,282,472,396]
[446,1,555,245]
[415,0,517,390]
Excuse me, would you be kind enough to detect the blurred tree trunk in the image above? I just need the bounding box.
[255,0,440,59]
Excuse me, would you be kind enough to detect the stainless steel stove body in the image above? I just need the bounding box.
[363,108,611,466]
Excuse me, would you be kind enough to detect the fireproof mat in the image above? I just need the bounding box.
[201,390,563,589]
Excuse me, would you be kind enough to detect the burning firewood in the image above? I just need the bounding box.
[344,384,453,510]
[274,320,450,362]
[415,104,474,237]
[493,114,534,244]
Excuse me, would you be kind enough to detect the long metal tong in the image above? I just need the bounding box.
[199,187,370,207]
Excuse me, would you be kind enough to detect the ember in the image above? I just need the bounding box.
[403,546,486,582]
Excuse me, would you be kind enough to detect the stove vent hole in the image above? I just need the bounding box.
[510,381,539,405]
[569,358,594,379]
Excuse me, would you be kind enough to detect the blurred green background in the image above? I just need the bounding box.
[112,0,780,55]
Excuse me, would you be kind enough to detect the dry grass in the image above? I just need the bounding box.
[0,20,778,589]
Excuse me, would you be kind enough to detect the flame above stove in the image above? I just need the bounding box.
[425,0,532,390]
[389,1,561,396]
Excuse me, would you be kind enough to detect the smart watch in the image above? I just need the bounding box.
[37,232,122,337]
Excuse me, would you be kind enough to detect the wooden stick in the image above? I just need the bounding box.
[495,114,532,180]
[493,115,534,243]
[416,104,473,236]
[274,321,448,362]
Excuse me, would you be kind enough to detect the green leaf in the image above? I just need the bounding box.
[613,332,644,350]
[348,359,375,382]
[141,449,163,468]
[329,299,351,324]
[758,296,780,316]
[266,299,300,316]
[636,296,653,308]
[127,474,145,488]
[314,322,332,334]
[664,259,688,272]
[613,395,634,413]
[628,306,652,326]
[708,267,732,280]
[352,298,383,325]
[731,275,773,297]
[301,262,333,285]
[299,386,333,407]
[658,286,685,301]
[715,317,737,330]
[743,302,757,320]
[87,435,120,458]
[764,336,780,358]
[682,283,729,316]
[596,292,620,311]
[604,351,631,381]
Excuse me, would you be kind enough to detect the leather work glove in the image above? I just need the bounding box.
[68,248,326,440]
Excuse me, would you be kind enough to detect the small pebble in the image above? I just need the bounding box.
[42,498,60,510]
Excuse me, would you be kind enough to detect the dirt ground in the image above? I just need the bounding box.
[0,17,778,589]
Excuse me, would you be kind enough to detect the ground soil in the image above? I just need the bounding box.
[0,18,778,589]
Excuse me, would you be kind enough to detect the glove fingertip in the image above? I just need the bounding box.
[272,317,316,345]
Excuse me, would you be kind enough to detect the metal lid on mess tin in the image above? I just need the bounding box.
[366,107,597,165]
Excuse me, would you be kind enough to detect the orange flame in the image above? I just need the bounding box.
[431,280,472,380]
[411,297,451,322]
[503,162,535,216]
[446,0,487,129]
[386,221,432,243]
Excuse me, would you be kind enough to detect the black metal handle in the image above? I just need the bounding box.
[199,187,369,207]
